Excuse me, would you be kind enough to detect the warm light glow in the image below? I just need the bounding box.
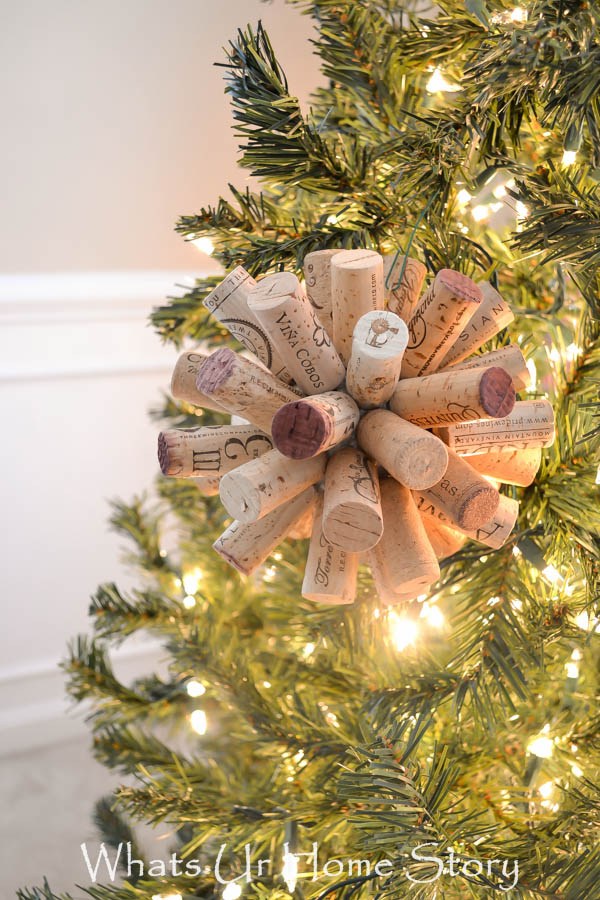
[472,204,491,222]
[262,680,272,689]
[456,188,473,207]
[595,464,600,485]
[222,884,243,900]
[264,565,277,583]
[510,6,528,22]
[421,604,445,628]
[186,680,206,698]
[516,200,529,218]
[566,342,582,361]
[303,642,316,657]
[426,67,461,93]
[190,709,208,735]
[326,214,339,225]
[282,851,299,892]
[575,610,590,630]
[512,545,522,558]
[565,661,579,679]
[572,648,582,661]
[539,781,554,799]
[528,725,553,758]
[193,237,214,255]
[182,568,203,595]
[571,763,584,778]
[542,564,563,586]
[388,610,419,651]
[562,150,577,166]
[183,595,196,609]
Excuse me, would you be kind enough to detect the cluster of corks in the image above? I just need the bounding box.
[157,249,555,606]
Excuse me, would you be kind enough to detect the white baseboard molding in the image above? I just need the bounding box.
[0,270,207,380]
[0,636,166,757]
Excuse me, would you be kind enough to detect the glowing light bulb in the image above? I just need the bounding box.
[193,237,214,255]
[510,7,528,22]
[456,188,473,207]
[282,851,299,892]
[571,648,582,661]
[182,568,203,595]
[186,680,206,698]
[571,763,583,777]
[388,610,419,652]
[542,564,563,586]
[565,661,579,679]
[562,150,577,166]
[302,642,316,657]
[426,67,461,94]
[183,595,196,609]
[326,214,339,225]
[421,604,445,628]
[539,781,554,799]
[222,884,243,900]
[264,565,277,583]
[190,709,208,735]
[528,725,553,758]
[471,204,491,222]
[566,342,582,361]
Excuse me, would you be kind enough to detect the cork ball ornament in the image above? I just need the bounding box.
[158,248,557,606]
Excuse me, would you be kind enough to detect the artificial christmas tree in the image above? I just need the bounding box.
[21,1,600,898]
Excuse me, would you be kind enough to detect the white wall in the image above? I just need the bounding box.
[0,1,320,753]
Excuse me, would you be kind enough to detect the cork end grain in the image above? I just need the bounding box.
[272,400,332,459]
[479,367,516,418]
[458,484,500,530]
[157,432,173,476]
[195,348,237,394]
[437,269,483,304]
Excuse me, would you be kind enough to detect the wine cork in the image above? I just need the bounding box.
[214,487,317,576]
[219,449,325,523]
[203,266,292,383]
[367,549,422,606]
[345,310,409,408]
[437,282,515,368]
[435,399,555,455]
[321,448,384,552]
[421,516,467,559]
[302,496,358,604]
[389,366,515,428]
[442,344,529,392]
[401,269,482,377]
[383,253,427,322]
[271,391,360,460]
[331,249,384,363]
[288,500,316,540]
[303,249,339,337]
[158,424,273,478]
[194,476,221,497]
[418,448,500,530]
[248,272,345,395]
[369,479,440,596]
[356,409,448,490]
[170,351,228,413]
[460,447,541,486]
[416,492,519,550]
[195,348,299,435]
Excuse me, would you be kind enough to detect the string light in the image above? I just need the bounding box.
[420,603,445,628]
[510,6,528,22]
[190,709,208,735]
[182,568,203,595]
[565,660,579,679]
[282,851,299,892]
[571,762,584,778]
[303,642,316,657]
[542,564,564,587]
[222,884,243,900]
[456,188,473,207]
[566,342,582,361]
[562,150,577,166]
[183,595,196,609]
[193,237,214,255]
[471,204,491,222]
[186,680,206,698]
[388,610,419,651]
[264,565,277,583]
[426,67,460,93]
[527,724,553,758]
[526,358,537,391]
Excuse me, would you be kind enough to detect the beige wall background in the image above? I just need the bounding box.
[0,1,319,756]
[0,0,319,273]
